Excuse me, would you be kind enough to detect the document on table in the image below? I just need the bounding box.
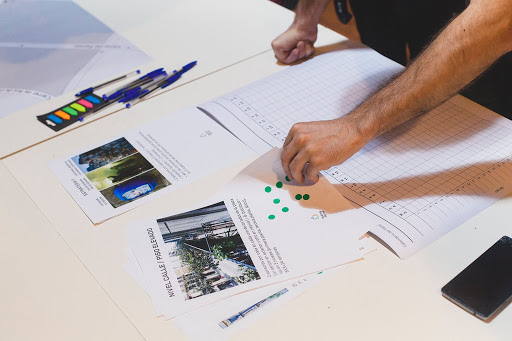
[49,107,254,224]
[126,252,344,341]
[126,236,370,341]
[199,42,512,258]
[125,148,372,318]
[173,237,373,339]
[0,0,151,117]
[174,272,334,341]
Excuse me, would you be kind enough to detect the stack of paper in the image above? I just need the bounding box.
[124,149,374,338]
[47,38,512,337]
[48,102,374,337]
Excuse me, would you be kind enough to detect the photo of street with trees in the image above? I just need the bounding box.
[85,152,153,191]
[158,201,260,301]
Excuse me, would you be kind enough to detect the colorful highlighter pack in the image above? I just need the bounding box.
[37,94,107,132]
[36,63,197,132]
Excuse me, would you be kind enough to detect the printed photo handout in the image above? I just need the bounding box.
[158,201,261,301]
[126,148,374,318]
[49,107,254,223]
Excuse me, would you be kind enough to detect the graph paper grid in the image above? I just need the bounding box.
[200,43,512,258]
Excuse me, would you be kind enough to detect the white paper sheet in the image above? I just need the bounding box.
[173,269,337,341]
[49,107,254,223]
[125,148,371,318]
[199,44,512,258]
[125,250,345,340]
[0,0,151,117]
[170,236,375,334]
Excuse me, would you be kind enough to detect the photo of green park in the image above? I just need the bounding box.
[85,152,154,191]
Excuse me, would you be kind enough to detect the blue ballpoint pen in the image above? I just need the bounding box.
[104,72,164,102]
[120,72,169,102]
[75,70,140,97]
[161,61,197,89]
[103,68,165,100]
[79,89,137,122]
[119,88,144,103]
[125,61,197,108]
[105,69,167,101]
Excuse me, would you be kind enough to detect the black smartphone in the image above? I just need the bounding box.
[441,236,512,320]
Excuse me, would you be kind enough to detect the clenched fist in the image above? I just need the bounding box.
[271,25,317,64]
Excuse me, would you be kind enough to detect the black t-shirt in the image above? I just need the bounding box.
[348,0,511,118]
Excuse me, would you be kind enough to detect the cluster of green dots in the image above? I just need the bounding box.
[265,181,312,219]
[295,193,310,201]
[265,181,291,220]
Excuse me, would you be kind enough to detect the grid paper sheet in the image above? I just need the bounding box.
[199,42,512,258]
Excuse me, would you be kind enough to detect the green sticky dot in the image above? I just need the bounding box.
[303,194,310,200]
[318,271,323,274]
[268,215,275,220]
[295,194,302,200]
[282,207,289,212]
[273,198,280,204]
[285,176,291,182]
[265,186,271,193]
[276,181,283,188]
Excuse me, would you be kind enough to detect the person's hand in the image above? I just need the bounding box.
[281,117,372,183]
[271,25,317,64]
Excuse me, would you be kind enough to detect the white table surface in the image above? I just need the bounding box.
[0,0,302,158]
[3,42,512,339]
[0,160,143,341]
[2,2,511,339]
[0,48,283,341]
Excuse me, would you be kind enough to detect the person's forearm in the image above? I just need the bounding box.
[349,0,512,141]
[292,0,330,30]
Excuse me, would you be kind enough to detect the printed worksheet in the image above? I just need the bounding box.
[199,43,512,258]
[0,0,151,117]
[126,149,372,317]
[49,107,254,223]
